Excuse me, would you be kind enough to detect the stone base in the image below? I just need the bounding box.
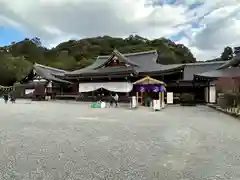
[208,104,240,119]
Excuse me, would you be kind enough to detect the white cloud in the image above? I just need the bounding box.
[0,15,22,28]
[176,36,190,46]
[188,1,240,60]
[184,0,204,5]
[0,0,240,61]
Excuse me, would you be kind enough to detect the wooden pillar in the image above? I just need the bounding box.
[159,92,161,107]
[161,91,164,107]
[92,91,94,101]
[207,80,210,103]
[136,92,138,105]
[193,80,196,103]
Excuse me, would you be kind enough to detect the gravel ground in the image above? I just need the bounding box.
[0,100,240,180]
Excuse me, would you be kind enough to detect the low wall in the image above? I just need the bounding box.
[208,104,240,119]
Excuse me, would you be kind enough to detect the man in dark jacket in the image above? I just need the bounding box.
[3,94,8,103]
[10,93,16,103]
[109,93,114,107]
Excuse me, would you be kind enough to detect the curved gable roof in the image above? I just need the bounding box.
[93,49,139,69]
[33,63,71,83]
[66,50,159,75]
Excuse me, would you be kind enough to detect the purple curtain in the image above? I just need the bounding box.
[135,85,166,92]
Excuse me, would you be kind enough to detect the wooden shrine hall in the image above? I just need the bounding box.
[18,49,240,104]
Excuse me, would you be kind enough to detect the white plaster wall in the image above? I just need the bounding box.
[209,86,216,103]
[47,81,52,88]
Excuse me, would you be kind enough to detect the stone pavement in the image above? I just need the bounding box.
[0,100,240,179]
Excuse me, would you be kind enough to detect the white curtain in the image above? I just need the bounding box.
[33,79,47,82]
[78,83,99,92]
[101,82,133,92]
[78,82,133,93]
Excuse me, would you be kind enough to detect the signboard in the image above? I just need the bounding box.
[25,89,34,95]
[140,86,145,92]
[135,85,165,92]
[167,92,173,104]
[153,86,159,92]
[153,100,161,110]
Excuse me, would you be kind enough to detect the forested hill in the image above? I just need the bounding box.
[0,35,197,86]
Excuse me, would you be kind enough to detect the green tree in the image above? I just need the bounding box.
[0,53,32,86]
[221,46,233,61]
[50,50,77,70]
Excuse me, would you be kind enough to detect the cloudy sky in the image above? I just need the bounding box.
[0,0,240,61]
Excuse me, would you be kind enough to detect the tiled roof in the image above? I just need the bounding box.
[183,61,225,80]
[195,67,240,79]
[33,63,72,83]
[66,50,154,75]
[193,55,240,79]
[65,50,183,76]
[94,49,139,69]
[33,51,237,81]
[68,66,136,77]
[217,55,240,69]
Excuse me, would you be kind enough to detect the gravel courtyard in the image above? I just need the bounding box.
[1,100,240,180]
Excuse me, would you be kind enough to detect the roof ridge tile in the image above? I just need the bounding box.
[34,63,68,73]
[97,50,157,58]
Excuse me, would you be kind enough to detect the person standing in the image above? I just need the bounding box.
[109,93,113,107]
[113,93,119,107]
[3,94,8,103]
[110,93,117,107]
[10,93,16,103]
[97,93,101,103]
